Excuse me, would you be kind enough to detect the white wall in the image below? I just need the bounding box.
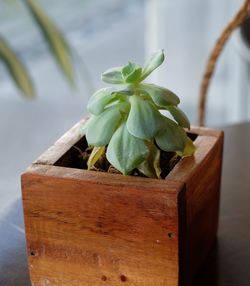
[145,0,250,126]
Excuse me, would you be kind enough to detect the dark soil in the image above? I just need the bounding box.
[55,133,197,179]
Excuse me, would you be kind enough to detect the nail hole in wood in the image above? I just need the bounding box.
[101,275,107,281]
[30,251,36,256]
[168,232,173,238]
[120,275,127,282]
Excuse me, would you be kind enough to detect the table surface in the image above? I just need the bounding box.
[1,122,250,286]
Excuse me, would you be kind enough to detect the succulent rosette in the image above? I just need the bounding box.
[83,50,195,178]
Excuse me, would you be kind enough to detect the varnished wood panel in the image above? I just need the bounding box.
[169,131,224,285]
[22,167,184,286]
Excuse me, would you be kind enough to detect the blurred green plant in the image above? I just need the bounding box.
[0,0,74,98]
[84,50,196,178]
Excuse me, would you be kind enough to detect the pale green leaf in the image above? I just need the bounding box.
[106,121,149,175]
[114,101,130,113]
[167,106,190,129]
[0,37,34,97]
[126,95,163,139]
[155,117,187,152]
[122,62,142,83]
[26,0,74,84]
[138,141,161,179]
[86,107,122,146]
[87,146,106,170]
[113,88,133,96]
[141,49,164,80]
[87,88,121,115]
[101,67,124,84]
[177,137,196,157]
[139,83,180,107]
[80,116,94,135]
[104,94,129,111]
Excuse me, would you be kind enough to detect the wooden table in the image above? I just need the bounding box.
[193,122,250,285]
[1,122,250,285]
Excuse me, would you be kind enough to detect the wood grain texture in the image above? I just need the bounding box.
[21,118,223,286]
[169,131,224,284]
[22,169,184,286]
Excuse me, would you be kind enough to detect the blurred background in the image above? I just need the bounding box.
[0,0,250,215]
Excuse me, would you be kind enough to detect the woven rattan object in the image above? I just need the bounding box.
[198,0,250,126]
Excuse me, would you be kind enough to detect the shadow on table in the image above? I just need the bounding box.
[0,199,31,286]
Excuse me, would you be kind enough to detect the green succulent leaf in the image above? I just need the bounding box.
[101,67,125,84]
[127,95,163,139]
[122,62,142,83]
[85,49,195,176]
[86,107,122,146]
[106,121,149,175]
[155,117,187,152]
[141,49,164,80]
[115,101,130,113]
[138,141,161,179]
[139,83,180,107]
[0,37,35,98]
[113,88,133,96]
[177,137,196,157]
[167,106,190,129]
[26,0,74,85]
[87,88,127,115]
[87,146,106,170]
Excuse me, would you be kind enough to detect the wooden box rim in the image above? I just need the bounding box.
[22,117,223,197]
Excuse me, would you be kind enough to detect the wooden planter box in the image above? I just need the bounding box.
[21,118,223,286]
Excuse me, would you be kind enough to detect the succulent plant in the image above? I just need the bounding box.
[83,50,195,178]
